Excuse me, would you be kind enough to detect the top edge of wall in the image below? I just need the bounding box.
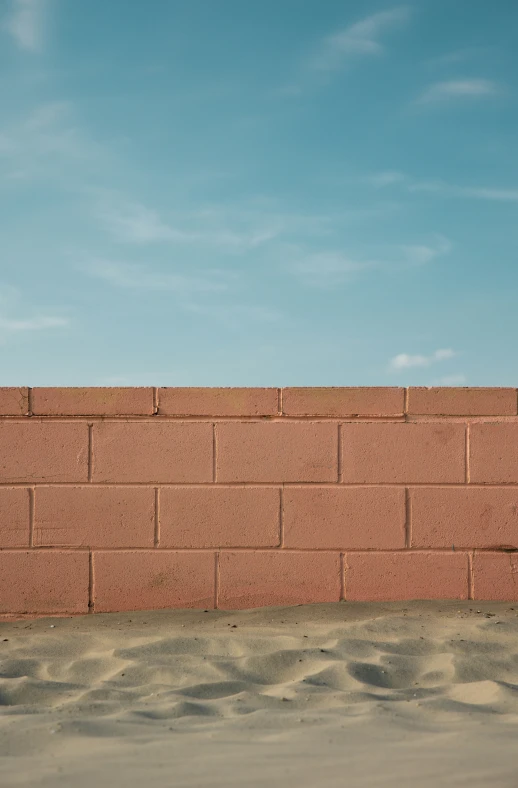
[0,387,517,418]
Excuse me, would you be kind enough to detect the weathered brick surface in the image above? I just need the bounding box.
[0,551,89,614]
[93,550,215,612]
[0,387,29,416]
[92,422,213,483]
[159,486,280,548]
[345,552,469,601]
[470,423,518,483]
[341,423,465,483]
[158,387,278,416]
[0,421,88,483]
[472,552,518,600]
[31,387,154,416]
[0,488,30,547]
[34,486,155,548]
[216,422,338,482]
[407,387,517,416]
[410,487,518,549]
[218,551,341,608]
[282,387,404,417]
[283,487,405,549]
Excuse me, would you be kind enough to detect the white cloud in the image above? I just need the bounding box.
[287,251,377,287]
[400,236,452,265]
[289,236,450,287]
[3,0,45,52]
[390,348,456,370]
[409,180,518,202]
[93,191,338,253]
[78,259,280,325]
[362,171,518,203]
[0,315,68,331]
[0,102,109,185]
[77,258,231,294]
[0,282,69,342]
[184,302,281,323]
[433,349,456,361]
[23,101,69,131]
[455,186,518,202]
[94,193,275,249]
[312,7,410,71]
[97,201,196,245]
[426,48,488,68]
[363,171,406,187]
[0,283,21,307]
[417,79,500,104]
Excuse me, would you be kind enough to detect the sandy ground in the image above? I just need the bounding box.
[1,601,518,787]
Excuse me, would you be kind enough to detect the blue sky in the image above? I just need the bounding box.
[1,0,517,386]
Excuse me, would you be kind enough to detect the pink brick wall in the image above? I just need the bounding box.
[0,386,517,616]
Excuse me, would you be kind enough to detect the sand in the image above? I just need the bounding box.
[1,601,518,787]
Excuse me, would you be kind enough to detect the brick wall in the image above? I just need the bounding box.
[0,386,517,616]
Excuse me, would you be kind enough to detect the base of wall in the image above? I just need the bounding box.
[0,549,516,617]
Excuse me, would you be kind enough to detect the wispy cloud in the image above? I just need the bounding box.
[0,102,108,184]
[426,48,489,68]
[96,200,196,245]
[311,7,411,71]
[287,251,377,287]
[93,191,340,252]
[183,302,281,323]
[0,282,69,342]
[277,6,411,93]
[77,258,232,294]
[410,181,518,202]
[389,348,456,370]
[362,171,407,188]
[94,193,284,250]
[361,171,518,203]
[3,0,45,52]
[0,315,68,331]
[416,79,500,104]
[289,236,451,288]
[0,284,21,307]
[77,259,280,325]
[400,236,452,265]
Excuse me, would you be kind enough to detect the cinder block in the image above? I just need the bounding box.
[92,422,213,483]
[0,421,88,483]
[0,488,30,547]
[282,387,404,417]
[31,387,154,416]
[0,551,89,614]
[407,387,516,416]
[470,423,518,483]
[216,422,338,482]
[410,487,518,548]
[472,552,518,600]
[0,387,29,416]
[283,486,405,549]
[159,486,280,548]
[341,423,465,483]
[93,550,215,612]
[34,486,155,548]
[158,387,278,416]
[345,551,469,601]
[218,551,341,608]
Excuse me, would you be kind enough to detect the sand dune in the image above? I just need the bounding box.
[1,601,518,786]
